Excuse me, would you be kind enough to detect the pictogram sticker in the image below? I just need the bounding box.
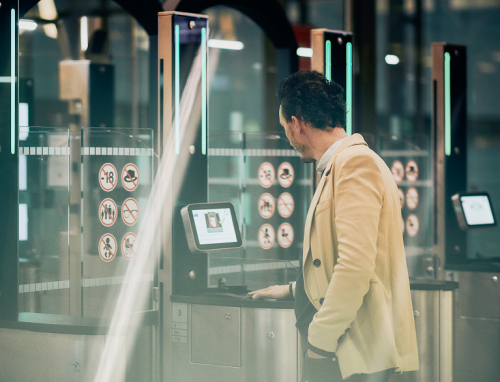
[121,232,137,260]
[406,214,419,237]
[122,163,140,192]
[277,223,294,248]
[258,193,275,219]
[99,233,117,262]
[278,193,295,218]
[99,163,117,192]
[258,224,275,249]
[406,187,419,210]
[99,198,118,227]
[405,160,418,183]
[391,161,404,184]
[258,162,275,188]
[122,198,139,226]
[398,188,405,210]
[277,162,295,188]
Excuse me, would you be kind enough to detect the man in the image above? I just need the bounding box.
[249,71,418,381]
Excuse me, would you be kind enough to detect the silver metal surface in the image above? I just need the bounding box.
[459,271,500,319]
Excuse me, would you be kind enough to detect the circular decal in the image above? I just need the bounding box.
[121,198,140,226]
[406,214,419,237]
[277,223,294,248]
[258,224,275,249]
[406,187,419,210]
[398,188,405,210]
[258,162,275,188]
[99,163,117,192]
[121,232,137,260]
[391,161,404,184]
[258,193,275,219]
[278,192,295,218]
[406,160,419,183]
[99,233,117,262]
[277,162,295,188]
[99,198,117,227]
[122,163,140,192]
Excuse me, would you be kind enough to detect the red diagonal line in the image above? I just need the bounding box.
[125,237,136,254]
[280,228,291,244]
[259,227,272,241]
[124,201,138,223]
[124,167,138,188]
[100,237,115,257]
[262,199,273,212]
[280,197,293,214]
[101,167,115,188]
[102,202,116,223]
[260,168,272,182]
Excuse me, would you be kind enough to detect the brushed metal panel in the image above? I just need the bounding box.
[191,304,241,367]
[459,271,500,319]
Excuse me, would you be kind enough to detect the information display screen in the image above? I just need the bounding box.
[452,192,496,230]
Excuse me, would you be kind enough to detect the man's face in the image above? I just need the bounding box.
[279,107,314,163]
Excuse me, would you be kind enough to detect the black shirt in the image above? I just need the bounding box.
[294,250,318,338]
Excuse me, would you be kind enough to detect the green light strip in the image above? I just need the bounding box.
[346,42,352,136]
[444,52,451,156]
[325,40,331,81]
[201,27,207,155]
[175,24,180,155]
[11,9,16,154]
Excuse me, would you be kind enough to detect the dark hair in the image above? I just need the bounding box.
[277,70,346,130]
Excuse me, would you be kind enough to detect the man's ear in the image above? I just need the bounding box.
[291,116,307,135]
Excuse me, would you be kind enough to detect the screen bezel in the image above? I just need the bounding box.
[185,202,243,251]
[457,192,497,229]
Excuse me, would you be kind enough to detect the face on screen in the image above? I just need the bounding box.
[193,208,237,245]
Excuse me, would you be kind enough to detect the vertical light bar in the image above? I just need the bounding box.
[346,42,353,136]
[201,27,207,155]
[11,8,16,154]
[444,52,451,156]
[175,24,180,155]
[325,40,331,81]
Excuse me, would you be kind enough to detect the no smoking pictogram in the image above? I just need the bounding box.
[277,223,294,248]
[406,187,419,210]
[122,163,140,192]
[99,233,117,262]
[406,160,418,183]
[99,198,118,227]
[258,193,275,219]
[398,188,405,210]
[99,163,117,192]
[122,198,139,226]
[122,232,137,260]
[391,161,404,184]
[258,224,275,249]
[277,162,294,188]
[278,193,294,218]
[258,162,275,188]
[406,214,419,237]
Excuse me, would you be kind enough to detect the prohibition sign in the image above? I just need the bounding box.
[406,188,419,210]
[258,162,275,188]
[258,224,275,249]
[122,198,139,226]
[258,193,275,219]
[391,161,404,184]
[122,163,140,192]
[406,214,419,237]
[398,188,405,210]
[406,160,419,183]
[277,162,295,188]
[277,223,294,248]
[99,233,117,262]
[122,232,137,260]
[99,198,118,227]
[278,192,295,218]
[99,163,117,192]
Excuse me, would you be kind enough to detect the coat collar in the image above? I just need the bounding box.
[322,133,368,177]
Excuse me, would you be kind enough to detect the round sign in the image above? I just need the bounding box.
[258,224,275,249]
[278,192,295,218]
[258,162,275,188]
[121,198,139,226]
[277,223,294,248]
[391,161,404,184]
[406,187,419,210]
[122,163,140,192]
[258,193,275,219]
[99,163,117,192]
[406,160,418,183]
[99,198,118,227]
[121,232,137,260]
[99,233,117,262]
[406,214,419,237]
[277,162,294,188]
[398,188,405,210]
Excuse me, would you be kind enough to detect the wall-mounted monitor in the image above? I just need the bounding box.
[452,192,496,230]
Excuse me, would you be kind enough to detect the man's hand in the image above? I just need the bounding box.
[248,284,290,300]
[307,349,327,359]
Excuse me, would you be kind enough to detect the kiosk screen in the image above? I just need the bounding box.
[452,192,496,230]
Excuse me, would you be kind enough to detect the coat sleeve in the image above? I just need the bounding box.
[307,150,384,354]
